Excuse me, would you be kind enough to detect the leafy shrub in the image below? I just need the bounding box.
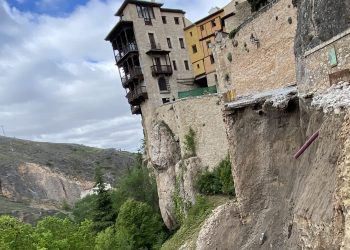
[196,156,235,196]
[72,194,97,223]
[0,215,34,250]
[115,199,166,249]
[228,28,238,39]
[184,127,196,157]
[247,0,269,11]
[196,171,222,195]
[227,52,233,62]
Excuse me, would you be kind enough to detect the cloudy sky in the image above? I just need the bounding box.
[0,0,230,151]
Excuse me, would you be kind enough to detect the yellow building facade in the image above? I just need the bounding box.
[184,9,224,86]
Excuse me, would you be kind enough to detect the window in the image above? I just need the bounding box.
[207,41,212,48]
[184,60,189,70]
[162,16,167,24]
[190,31,193,36]
[162,98,170,104]
[174,17,180,24]
[158,77,169,92]
[136,5,155,25]
[179,38,185,49]
[192,44,197,53]
[167,38,172,49]
[148,33,156,48]
[197,64,200,69]
[211,20,216,27]
[210,54,215,64]
[172,60,177,70]
[200,25,204,31]
[214,74,218,83]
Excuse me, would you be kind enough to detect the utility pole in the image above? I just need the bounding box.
[0,125,14,152]
[0,125,5,137]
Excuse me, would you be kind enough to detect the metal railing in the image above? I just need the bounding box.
[151,65,172,75]
[121,66,143,87]
[115,43,138,62]
[126,86,147,103]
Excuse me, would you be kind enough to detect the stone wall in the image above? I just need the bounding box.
[144,94,229,229]
[298,29,350,94]
[213,0,297,96]
[147,94,228,170]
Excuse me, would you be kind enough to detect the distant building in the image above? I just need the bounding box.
[105,0,196,115]
[184,8,225,87]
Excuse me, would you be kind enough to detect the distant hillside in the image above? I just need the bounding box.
[0,136,135,223]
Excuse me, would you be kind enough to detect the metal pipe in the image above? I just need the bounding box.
[294,130,320,159]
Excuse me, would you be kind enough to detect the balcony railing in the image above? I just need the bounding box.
[126,86,147,104]
[151,65,173,76]
[121,66,143,88]
[115,43,138,63]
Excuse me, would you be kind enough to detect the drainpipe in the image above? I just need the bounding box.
[294,130,320,159]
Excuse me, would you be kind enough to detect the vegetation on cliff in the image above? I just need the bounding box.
[0,147,168,249]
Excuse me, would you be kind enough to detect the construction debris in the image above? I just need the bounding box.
[312,81,350,114]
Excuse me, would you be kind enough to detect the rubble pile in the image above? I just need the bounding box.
[312,81,350,114]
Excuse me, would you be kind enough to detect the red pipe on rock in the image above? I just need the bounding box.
[294,130,320,159]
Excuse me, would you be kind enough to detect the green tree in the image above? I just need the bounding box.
[0,216,34,250]
[32,217,95,250]
[73,194,97,223]
[115,199,166,249]
[92,167,116,233]
[95,227,116,250]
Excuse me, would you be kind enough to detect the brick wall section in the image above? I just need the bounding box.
[298,29,350,95]
[213,0,297,96]
[146,94,229,170]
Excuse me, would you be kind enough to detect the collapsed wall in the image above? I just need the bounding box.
[145,94,229,229]
[194,86,350,249]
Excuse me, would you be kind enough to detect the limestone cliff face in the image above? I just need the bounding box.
[0,136,134,222]
[183,95,349,249]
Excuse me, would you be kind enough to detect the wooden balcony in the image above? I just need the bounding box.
[130,105,141,115]
[146,43,170,55]
[115,43,138,65]
[121,66,143,88]
[151,65,173,76]
[126,86,148,105]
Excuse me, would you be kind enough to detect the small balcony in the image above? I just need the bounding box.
[151,65,173,76]
[121,66,143,88]
[146,43,170,55]
[130,105,141,115]
[126,86,148,105]
[115,43,138,64]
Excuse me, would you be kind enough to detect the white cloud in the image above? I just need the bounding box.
[0,0,232,151]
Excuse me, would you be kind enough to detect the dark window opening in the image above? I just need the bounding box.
[210,54,215,64]
[172,60,177,71]
[214,74,218,83]
[179,38,185,49]
[162,16,167,24]
[174,17,180,24]
[136,5,155,25]
[192,44,197,53]
[167,38,172,48]
[158,76,169,92]
[184,60,189,70]
[162,98,170,104]
[190,31,193,36]
[197,64,200,69]
[148,33,156,48]
[200,25,204,31]
[207,41,211,48]
[211,20,216,27]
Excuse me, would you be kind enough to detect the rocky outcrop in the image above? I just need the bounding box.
[294,0,350,57]
[0,136,134,222]
[149,121,205,230]
[189,92,348,249]
[150,121,181,230]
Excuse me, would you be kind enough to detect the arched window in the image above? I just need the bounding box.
[158,77,168,92]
